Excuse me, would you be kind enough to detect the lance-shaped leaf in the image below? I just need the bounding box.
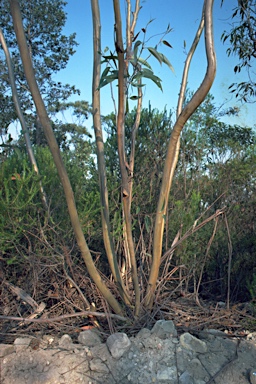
[147,46,163,65]
[101,66,110,79]
[131,82,146,87]
[137,57,152,69]
[133,68,163,91]
[101,52,118,68]
[147,47,174,73]
[98,70,119,89]
[158,52,175,73]
[133,40,142,63]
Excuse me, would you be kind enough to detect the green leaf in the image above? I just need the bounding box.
[147,47,163,65]
[102,54,118,61]
[145,216,151,233]
[101,67,110,78]
[131,82,146,87]
[147,18,155,25]
[137,57,152,69]
[133,40,142,64]
[158,52,175,73]
[101,53,118,68]
[135,68,163,91]
[98,71,119,89]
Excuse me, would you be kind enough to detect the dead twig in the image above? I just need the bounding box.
[18,302,46,327]
[4,281,39,310]
[162,207,226,264]
[0,310,128,323]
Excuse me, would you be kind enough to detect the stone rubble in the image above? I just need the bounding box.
[1,320,256,383]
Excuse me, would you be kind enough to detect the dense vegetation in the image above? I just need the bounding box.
[1,95,255,305]
[0,0,255,330]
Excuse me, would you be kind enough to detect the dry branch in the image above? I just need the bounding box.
[0,310,127,323]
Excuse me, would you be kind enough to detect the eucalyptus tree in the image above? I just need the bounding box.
[8,0,216,319]
[93,0,216,312]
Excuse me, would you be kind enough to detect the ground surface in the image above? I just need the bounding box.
[1,325,256,384]
[1,291,256,384]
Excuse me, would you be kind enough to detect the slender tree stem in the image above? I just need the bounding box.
[113,0,140,316]
[91,0,131,306]
[145,0,216,308]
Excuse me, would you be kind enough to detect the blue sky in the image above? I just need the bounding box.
[55,0,255,128]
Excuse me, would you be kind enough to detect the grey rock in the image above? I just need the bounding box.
[156,366,177,381]
[151,319,177,339]
[13,337,32,351]
[0,344,15,357]
[78,329,102,347]
[136,327,151,339]
[90,343,111,361]
[189,358,207,380]
[250,368,256,384]
[58,334,72,348]
[90,358,109,373]
[106,332,131,359]
[179,370,195,384]
[180,332,207,353]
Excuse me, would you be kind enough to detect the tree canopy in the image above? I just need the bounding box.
[0,0,79,134]
[222,0,256,102]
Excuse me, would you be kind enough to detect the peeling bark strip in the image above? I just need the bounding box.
[145,0,216,309]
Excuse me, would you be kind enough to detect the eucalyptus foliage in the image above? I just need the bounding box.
[221,0,256,101]
[0,0,79,134]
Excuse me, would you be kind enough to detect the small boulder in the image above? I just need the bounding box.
[151,320,177,339]
[136,328,151,339]
[59,334,73,349]
[0,344,15,357]
[90,358,109,373]
[180,332,207,353]
[14,337,32,351]
[78,330,102,347]
[106,332,131,359]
